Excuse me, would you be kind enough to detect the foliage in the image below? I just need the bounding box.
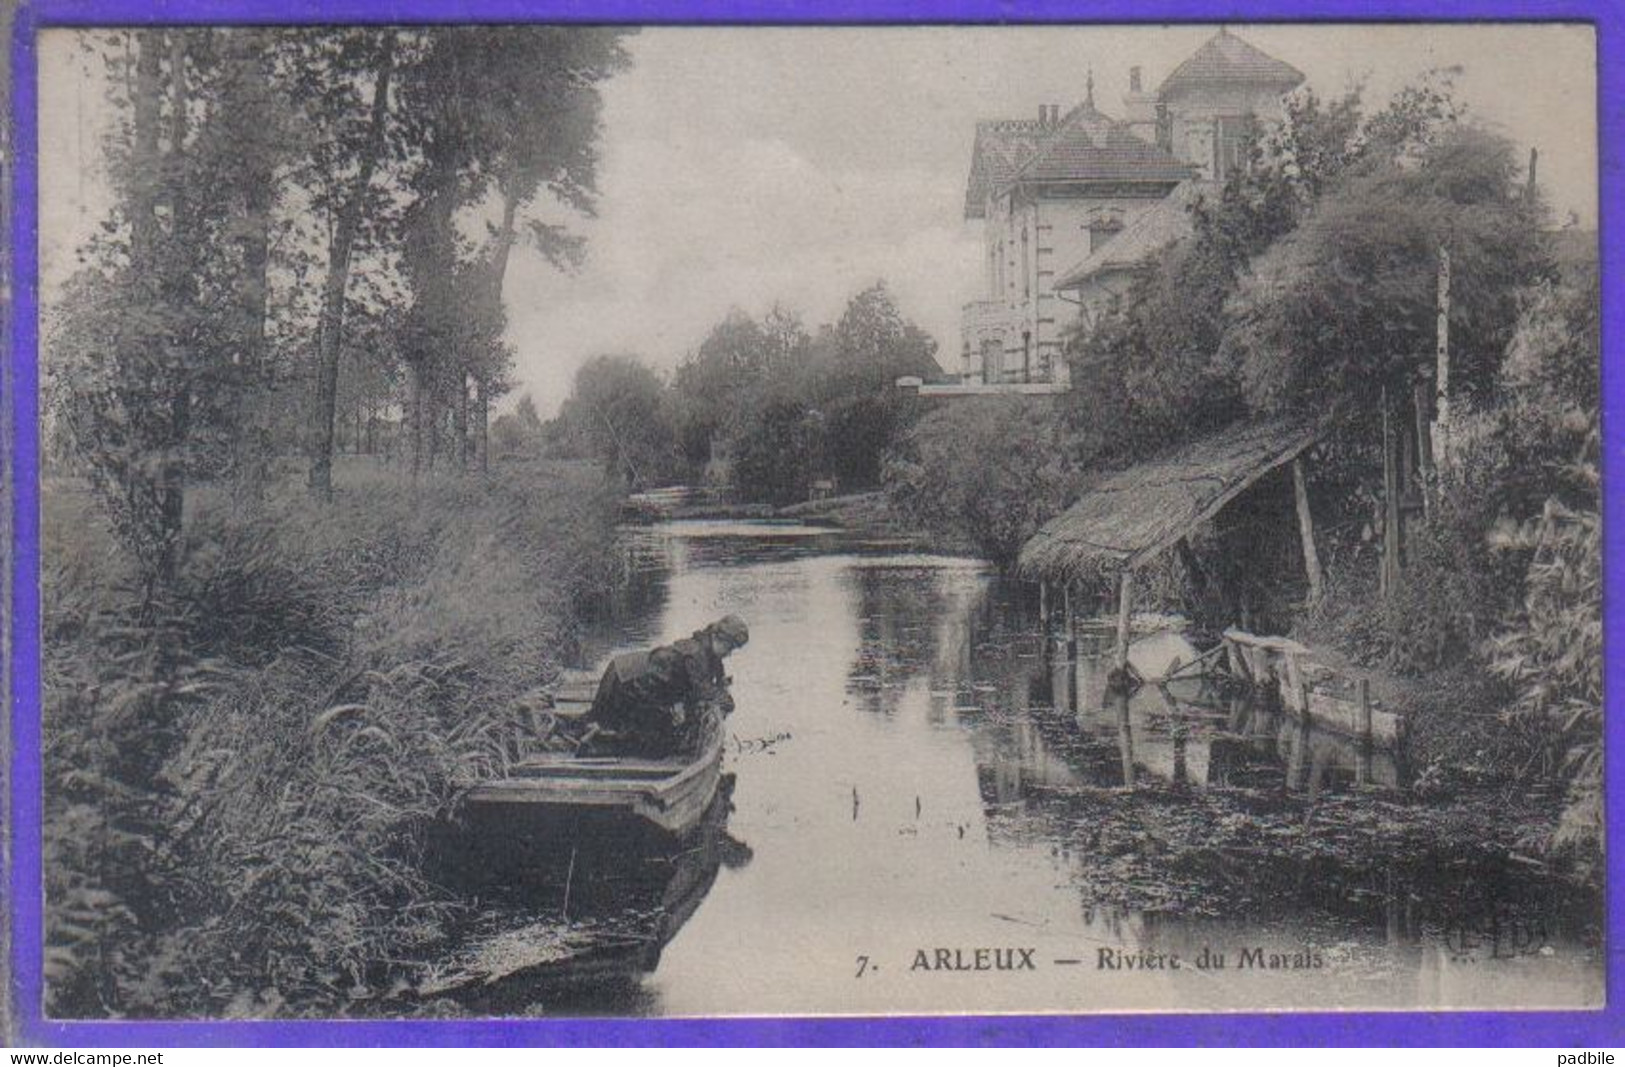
[1222,125,1548,421]
[552,354,685,489]
[1063,238,1244,463]
[1483,453,1601,858]
[490,393,546,459]
[550,284,941,503]
[884,396,1081,569]
[814,283,942,488]
[673,310,778,466]
[730,396,823,507]
[42,465,621,1017]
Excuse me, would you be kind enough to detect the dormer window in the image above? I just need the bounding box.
[1086,207,1124,253]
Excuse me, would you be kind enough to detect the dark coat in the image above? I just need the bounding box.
[586,633,732,756]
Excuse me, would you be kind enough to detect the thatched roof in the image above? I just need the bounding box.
[1019,417,1315,582]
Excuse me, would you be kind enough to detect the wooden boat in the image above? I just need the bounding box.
[464,726,726,840]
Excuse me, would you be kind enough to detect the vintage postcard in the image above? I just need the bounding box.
[13,18,1607,1034]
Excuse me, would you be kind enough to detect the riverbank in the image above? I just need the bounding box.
[40,458,622,1018]
[626,487,974,553]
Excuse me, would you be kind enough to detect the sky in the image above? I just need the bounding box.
[38,24,1598,417]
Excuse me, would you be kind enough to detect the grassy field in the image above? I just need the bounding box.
[40,456,621,1018]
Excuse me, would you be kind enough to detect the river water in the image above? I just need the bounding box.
[453,519,1602,1017]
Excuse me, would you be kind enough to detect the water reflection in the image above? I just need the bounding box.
[460,520,1599,1016]
[435,779,751,1015]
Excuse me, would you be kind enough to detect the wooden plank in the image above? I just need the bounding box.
[1292,457,1325,604]
[1221,628,1311,656]
[1225,637,1250,682]
[1115,569,1133,670]
[1302,686,1401,746]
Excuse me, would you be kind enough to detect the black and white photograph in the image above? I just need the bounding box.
[30,22,1602,1020]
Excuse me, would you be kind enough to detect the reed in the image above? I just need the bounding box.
[41,461,621,1017]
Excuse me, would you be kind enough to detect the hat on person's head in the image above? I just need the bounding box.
[714,614,750,648]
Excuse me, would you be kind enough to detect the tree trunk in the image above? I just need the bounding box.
[454,372,470,471]
[229,32,275,503]
[156,31,192,585]
[308,32,395,500]
[474,376,489,473]
[408,361,425,480]
[1380,386,1403,599]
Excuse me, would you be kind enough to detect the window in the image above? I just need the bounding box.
[982,338,1004,384]
[1021,224,1031,299]
[1086,207,1124,254]
[1216,115,1251,180]
[1187,124,1215,179]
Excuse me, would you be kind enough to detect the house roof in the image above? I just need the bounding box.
[963,119,1046,219]
[1157,28,1306,99]
[1008,105,1194,187]
[1053,179,1215,291]
[964,104,1192,219]
[1018,417,1317,582]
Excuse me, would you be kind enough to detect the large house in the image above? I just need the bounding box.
[951,29,1304,392]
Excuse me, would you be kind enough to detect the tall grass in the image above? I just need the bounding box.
[41,461,621,1017]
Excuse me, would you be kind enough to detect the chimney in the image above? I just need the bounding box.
[1129,66,1142,94]
[1155,102,1172,152]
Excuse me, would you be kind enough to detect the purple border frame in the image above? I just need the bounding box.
[6,0,1621,1048]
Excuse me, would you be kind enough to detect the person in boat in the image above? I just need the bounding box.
[580,615,750,757]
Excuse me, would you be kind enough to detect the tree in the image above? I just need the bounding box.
[462,28,631,471]
[390,27,630,479]
[884,396,1081,569]
[555,354,683,488]
[491,392,546,459]
[732,397,821,506]
[817,283,942,489]
[51,30,202,589]
[307,30,397,498]
[673,309,773,467]
[1063,236,1244,463]
[1221,125,1549,423]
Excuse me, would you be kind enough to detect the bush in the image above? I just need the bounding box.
[884,396,1081,569]
[1483,432,1601,860]
[42,464,621,1017]
[731,396,821,506]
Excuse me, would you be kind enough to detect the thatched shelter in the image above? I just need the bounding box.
[1019,416,1320,667]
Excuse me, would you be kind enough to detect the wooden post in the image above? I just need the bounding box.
[1381,386,1403,598]
[1432,247,1452,475]
[1413,379,1435,517]
[1357,678,1374,787]
[1225,634,1251,684]
[1287,689,1312,794]
[1063,583,1077,661]
[1115,689,1136,789]
[1291,457,1325,605]
[1118,565,1131,665]
[1039,580,1050,633]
